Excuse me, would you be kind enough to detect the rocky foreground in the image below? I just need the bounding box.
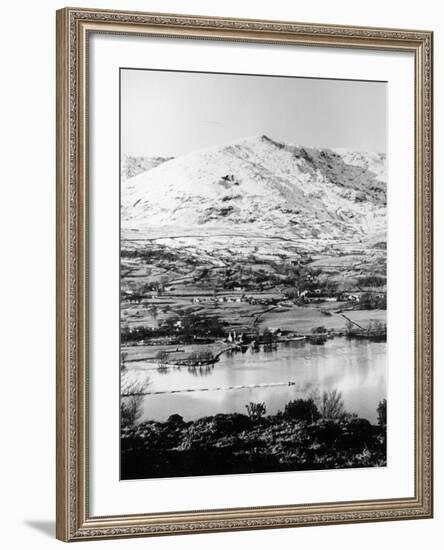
[121,410,386,480]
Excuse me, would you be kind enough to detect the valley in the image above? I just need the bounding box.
[120,135,386,362]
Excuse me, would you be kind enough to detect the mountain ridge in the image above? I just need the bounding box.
[121,135,386,245]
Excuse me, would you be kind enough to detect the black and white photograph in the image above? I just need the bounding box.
[1,0,437,545]
[119,68,388,480]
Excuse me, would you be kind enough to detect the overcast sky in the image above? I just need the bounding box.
[121,68,386,157]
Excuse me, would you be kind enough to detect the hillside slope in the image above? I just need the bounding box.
[121,135,386,243]
[121,155,173,181]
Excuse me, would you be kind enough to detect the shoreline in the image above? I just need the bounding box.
[122,326,385,368]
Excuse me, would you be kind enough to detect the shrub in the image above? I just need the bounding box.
[377,399,387,427]
[284,287,300,300]
[121,325,155,343]
[367,321,386,335]
[358,275,386,287]
[167,414,185,426]
[358,292,387,310]
[338,417,374,451]
[284,398,320,422]
[307,419,342,446]
[212,413,251,434]
[245,402,266,421]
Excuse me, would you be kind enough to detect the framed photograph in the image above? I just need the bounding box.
[56,7,433,541]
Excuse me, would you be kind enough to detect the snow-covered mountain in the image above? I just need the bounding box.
[121,135,386,243]
[121,155,173,181]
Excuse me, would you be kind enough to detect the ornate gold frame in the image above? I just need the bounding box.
[56,7,433,542]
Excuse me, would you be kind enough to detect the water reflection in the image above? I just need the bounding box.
[187,364,215,377]
[135,337,386,424]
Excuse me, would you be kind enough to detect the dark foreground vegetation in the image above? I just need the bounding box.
[121,396,387,479]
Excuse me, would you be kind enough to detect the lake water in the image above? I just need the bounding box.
[132,337,386,424]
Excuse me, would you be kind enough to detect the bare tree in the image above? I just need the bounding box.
[121,375,150,427]
[320,390,345,419]
[156,350,169,367]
